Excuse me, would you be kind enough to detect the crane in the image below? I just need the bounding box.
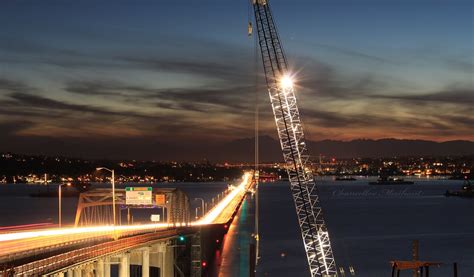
[251,1,338,276]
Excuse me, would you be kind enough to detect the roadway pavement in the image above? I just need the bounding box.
[0,173,253,266]
[217,194,256,277]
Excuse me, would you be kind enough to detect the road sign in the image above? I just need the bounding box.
[150,214,160,222]
[155,194,166,205]
[125,187,152,205]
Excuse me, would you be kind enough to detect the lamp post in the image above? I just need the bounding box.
[194,198,205,218]
[96,167,116,226]
[58,182,71,228]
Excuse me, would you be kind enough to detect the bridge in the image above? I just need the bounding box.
[0,173,254,277]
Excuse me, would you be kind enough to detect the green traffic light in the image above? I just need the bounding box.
[179,235,185,242]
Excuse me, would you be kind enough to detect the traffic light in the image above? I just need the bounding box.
[178,235,185,242]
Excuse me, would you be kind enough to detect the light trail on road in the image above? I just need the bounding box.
[196,172,252,225]
[0,172,253,258]
[0,222,170,242]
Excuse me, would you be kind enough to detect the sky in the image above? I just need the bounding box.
[0,0,472,159]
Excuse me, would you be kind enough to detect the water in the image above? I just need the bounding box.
[0,178,472,276]
[257,178,474,277]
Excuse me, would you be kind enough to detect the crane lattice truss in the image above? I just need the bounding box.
[253,1,337,276]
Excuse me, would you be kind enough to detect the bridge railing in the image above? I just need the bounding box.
[11,228,190,276]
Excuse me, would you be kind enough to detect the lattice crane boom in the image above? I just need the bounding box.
[252,1,337,276]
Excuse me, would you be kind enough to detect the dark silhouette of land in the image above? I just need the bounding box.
[1,136,473,162]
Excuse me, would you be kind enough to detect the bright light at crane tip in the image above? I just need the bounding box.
[280,75,294,89]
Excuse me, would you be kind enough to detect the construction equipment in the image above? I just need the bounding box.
[251,0,337,276]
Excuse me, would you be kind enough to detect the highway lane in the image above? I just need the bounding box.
[217,195,255,277]
[0,172,253,261]
[196,172,253,225]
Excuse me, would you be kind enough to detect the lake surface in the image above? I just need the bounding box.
[0,177,472,276]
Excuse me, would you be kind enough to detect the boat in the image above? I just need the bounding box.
[369,176,414,185]
[335,176,356,181]
[445,179,473,198]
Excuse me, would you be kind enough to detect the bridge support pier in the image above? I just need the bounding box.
[95,258,104,277]
[147,242,174,277]
[104,256,111,277]
[73,267,82,277]
[142,247,150,277]
[85,264,95,277]
[161,243,174,277]
[119,252,130,277]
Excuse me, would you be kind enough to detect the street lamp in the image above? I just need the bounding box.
[58,182,71,228]
[194,198,205,218]
[96,167,116,226]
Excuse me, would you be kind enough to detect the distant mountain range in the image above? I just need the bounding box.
[219,136,474,162]
[2,135,472,162]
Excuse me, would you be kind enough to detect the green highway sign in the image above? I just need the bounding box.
[125,187,152,191]
[125,187,153,205]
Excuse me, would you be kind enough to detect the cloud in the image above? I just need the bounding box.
[119,57,253,83]
[294,60,385,100]
[66,80,130,97]
[65,79,259,114]
[6,92,152,119]
[0,78,33,94]
[0,31,472,151]
[1,88,258,141]
[446,59,474,74]
[372,87,474,105]
[312,43,397,64]
[0,121,33,136]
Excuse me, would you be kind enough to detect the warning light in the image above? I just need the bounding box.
[201,261,207,267]
[280,75,294,89]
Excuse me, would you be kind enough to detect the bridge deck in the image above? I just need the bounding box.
[0,173,254,275]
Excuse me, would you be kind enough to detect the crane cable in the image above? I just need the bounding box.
[248,0,253,36]
[254,10,261,267]
[249,0,260,268]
